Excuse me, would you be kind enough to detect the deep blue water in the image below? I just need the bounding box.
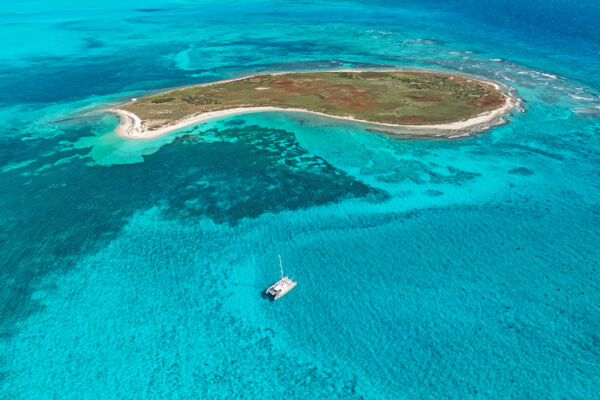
[1,1,599,398]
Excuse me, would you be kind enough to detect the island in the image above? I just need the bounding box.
[110,70,517,139]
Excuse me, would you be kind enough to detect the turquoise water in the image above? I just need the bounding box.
[1,1,600,398]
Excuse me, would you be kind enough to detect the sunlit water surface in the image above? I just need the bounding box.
[1,1,599,398]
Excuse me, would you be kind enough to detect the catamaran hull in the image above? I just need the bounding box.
[265,278,297,300]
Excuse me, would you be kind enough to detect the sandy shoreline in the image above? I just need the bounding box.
[108,69,519,140]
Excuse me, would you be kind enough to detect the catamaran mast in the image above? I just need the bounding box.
[278,255,284,279]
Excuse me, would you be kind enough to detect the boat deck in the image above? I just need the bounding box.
[265,277,297,300]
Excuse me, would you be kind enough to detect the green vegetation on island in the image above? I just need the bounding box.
[119,70,508,132]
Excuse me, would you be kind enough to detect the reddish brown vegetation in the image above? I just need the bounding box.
[270,78,306,93]
[322,85,376,111]
[402,117,425,123]
[469,95,504,107]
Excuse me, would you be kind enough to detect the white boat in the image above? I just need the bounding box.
[265,255,297,300]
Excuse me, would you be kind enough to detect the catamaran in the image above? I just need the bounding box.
[265,255,297,300]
